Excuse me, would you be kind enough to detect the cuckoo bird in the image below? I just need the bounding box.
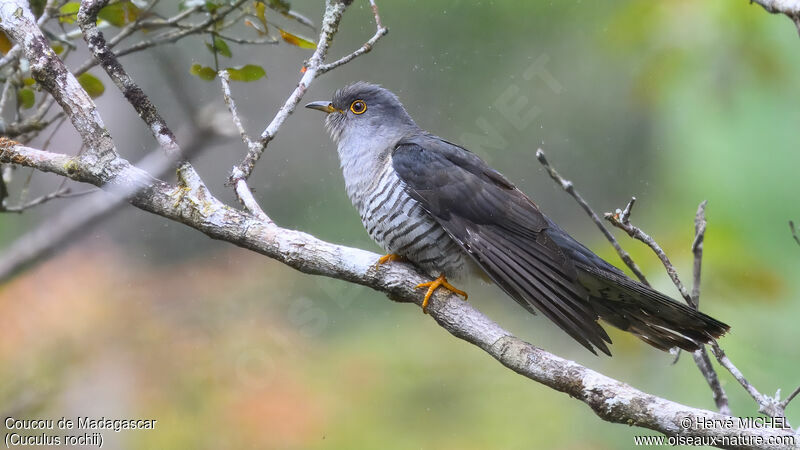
[306,82,728,355]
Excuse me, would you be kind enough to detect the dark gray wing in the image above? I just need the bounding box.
[392,134,613,355]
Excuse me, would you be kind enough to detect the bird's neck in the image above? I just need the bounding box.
[336,126,411,209]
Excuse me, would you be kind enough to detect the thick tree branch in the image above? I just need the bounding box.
[0,139,797,448]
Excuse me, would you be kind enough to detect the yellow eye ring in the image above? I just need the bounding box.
[350,99,367,115]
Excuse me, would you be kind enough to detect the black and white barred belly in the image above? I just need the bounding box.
[351,163,473,279]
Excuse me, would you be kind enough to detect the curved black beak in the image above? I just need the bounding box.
[305,101,336,114]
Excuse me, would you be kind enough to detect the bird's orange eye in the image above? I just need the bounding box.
[350,100,367,115]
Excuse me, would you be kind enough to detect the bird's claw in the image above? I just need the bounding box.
[415,274,468,314]
[373,253,403,269]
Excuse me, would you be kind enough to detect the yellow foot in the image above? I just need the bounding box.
[415,274,468,314]
[374,253,404,268]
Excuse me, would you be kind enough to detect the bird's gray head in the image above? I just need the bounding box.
[305,82,418,148]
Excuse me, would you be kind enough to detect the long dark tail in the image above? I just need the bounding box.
[577,266,729,352]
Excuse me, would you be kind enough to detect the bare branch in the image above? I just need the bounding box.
[750,0,800,35]
[535,149,649,284]
[0,1,116,160]
[318,0,389,74]
[0,124,215,282]
[535,152,734,415]
[782,385,800,410]
[230,0,388,183]
[219,71,271,222]
[692,200,708,305]
[218,72,258,152]
[691,350,731,416]
[685,200,730,415]
[70,0,247,79]
[710,343,790,421]
[598,195,791,420]
[231,0,350,183]
[790,220,800,247]
[2,187,96,213]
[77,0,205,192]
[604,197,694,306]
[226,0,387,217]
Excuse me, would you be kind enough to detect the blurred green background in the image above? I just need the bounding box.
[1,0,799,448]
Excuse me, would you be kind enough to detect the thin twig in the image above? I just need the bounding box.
[687,200,730,414]
[790,220,800,247]
[318,0,388,74]
[219,71,270,222]
[692,200,708,306]
[231,0,388,185]
[2,187,97,213]
[780,384,800,410]
[710,343,790,422]
[536,151,733,415]
[604,197,694,305]
[77,0,205,192]
[71,0,247,78]
[231,0,350,182]
[218,72,257,150]
[535,149,649,284]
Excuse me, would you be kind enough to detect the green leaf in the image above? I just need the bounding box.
[190,64,217,81]
[58,2,80,24]
[18,88,35,109]
[0,32,12,55]
[23,78,35,86]
[98,1,141,27]
[52,44,65,55]
[205,37,232,58]
[225,64,266,82]
[267,0,290,14]
[77,73,105,98]
[278,28,315,49]
[255,1,268,28]
[30,0,47,18]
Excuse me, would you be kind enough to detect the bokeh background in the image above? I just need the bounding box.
[2,0,799,448]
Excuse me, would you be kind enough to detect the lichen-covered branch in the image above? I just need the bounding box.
[0,138,797,448]
[750,0,800,34]
[77,0,205,192]
[0,0,116,162]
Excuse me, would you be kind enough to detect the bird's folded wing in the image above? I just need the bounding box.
[392,136,612,355]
